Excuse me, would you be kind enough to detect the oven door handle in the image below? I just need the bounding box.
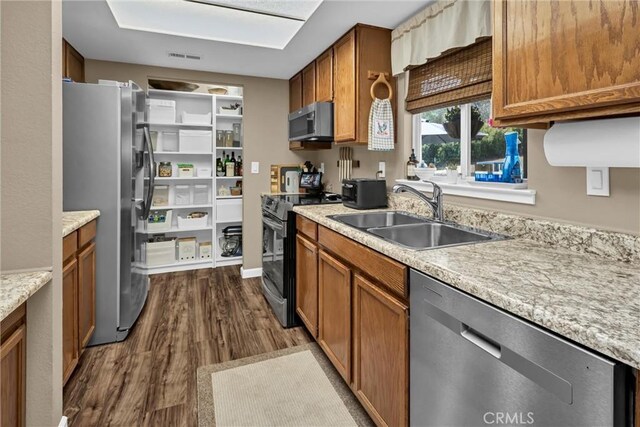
[262,216,286,236]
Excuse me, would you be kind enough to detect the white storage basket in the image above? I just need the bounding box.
[177,213,208,229]
[147,99,176,123]
[146,240,176,266]
[181,111,211,125]
[179,130,212,153]
[193,185,209,204]
[147,209,172,232]
[174,185,191,205]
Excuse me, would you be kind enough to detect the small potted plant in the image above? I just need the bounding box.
[443,106,484,139]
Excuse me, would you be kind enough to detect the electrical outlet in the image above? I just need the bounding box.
[378,161,386,178]
[251,162,259,174]
[320,162,325,173]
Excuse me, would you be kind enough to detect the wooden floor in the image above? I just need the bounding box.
[63,266,312,426]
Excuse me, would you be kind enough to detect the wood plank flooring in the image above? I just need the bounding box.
[63,266,312,426]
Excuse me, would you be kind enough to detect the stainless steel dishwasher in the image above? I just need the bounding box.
[410,269,633,426]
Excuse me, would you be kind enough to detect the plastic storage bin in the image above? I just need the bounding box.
[197,167,212,177]
[146,239,176,266]
[162,132,179,152]
[216,199,242,222]
[152,185,170,207]
[193,185,209,204]
[199,242,212,259]
[174,185,191,205]
[147,209,172,232]
[179,130,212,153]
[147,99,176,123]
[177,213,208,229]
[181,111,211,125]
[178,164,194,177]
[177,237,197,261]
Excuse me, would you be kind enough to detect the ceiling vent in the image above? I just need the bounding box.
[168,52,201,60]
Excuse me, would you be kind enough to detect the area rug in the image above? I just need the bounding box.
[197,343,373,427]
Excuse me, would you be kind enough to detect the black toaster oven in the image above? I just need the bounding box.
[341,178,387,209]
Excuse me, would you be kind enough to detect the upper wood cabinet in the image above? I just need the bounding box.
[302,62,317,107]
[492,0,640,127]
[62,39,85,83]
[318,249,352,383]
[334,29,358,142]
[288,24,394,147]
[316,48,334,102]
[289,72,303,113]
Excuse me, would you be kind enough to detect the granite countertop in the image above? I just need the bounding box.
[293,203,640,370]
[0,271,52,321]
[63,210,100,237]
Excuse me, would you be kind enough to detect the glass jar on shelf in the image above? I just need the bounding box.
[158,162,172,177]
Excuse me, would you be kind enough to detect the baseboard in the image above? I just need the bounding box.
[240,267,262,279]
[58,416,68,427]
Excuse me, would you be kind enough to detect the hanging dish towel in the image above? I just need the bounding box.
[368,98,395,151]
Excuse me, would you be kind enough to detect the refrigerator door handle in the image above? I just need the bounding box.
[141,126,155,219]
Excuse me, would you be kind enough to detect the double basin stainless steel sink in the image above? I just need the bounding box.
[328,211,504,250]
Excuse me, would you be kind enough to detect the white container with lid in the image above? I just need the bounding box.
[174,185,191,205]
[146,99,176,123]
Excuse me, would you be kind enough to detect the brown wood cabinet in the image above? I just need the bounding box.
[77,242,96,350]
[316,48,334,102]
[353,274,408,427]
[62,219,97,386]
[334,29,357,142]
[492,0,640,127]
[289,72,303,113]
[318,250,352,383]
[302,62,316,107]
[1,304,26,427]
[288,24,394,148]
[296,218,409,426]
[295,235,318,337]
[62,39,85,83]
[62,257,79,384]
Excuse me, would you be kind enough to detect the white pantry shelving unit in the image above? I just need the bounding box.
[137,87,244,274]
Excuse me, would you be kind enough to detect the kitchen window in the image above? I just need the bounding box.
[409,98,536,205]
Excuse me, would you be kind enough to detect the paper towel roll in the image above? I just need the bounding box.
[543,117,640,167]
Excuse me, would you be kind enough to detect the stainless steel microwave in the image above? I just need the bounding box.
[288,102,334,142]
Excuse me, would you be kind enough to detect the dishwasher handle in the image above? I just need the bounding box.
[461,325,502,359]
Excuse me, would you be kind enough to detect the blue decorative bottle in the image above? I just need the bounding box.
[501,131,522,183]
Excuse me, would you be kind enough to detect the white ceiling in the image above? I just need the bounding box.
[63,0,432,79]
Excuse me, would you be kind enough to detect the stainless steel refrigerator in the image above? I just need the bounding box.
[63,80,154,345]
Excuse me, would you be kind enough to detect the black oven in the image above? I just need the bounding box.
[261,211,296,327]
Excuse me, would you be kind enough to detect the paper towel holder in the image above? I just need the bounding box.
[543,116,640,197]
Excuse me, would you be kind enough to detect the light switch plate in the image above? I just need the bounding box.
[586,166,609,196]
[251,162,259,174]
[319,162,325,174]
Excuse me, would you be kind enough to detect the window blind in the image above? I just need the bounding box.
[406,38,492,114]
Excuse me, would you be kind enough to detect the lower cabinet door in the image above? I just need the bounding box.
[353,273,408,427]
[62,258,79,385]
[296,234,318,337]
[77,242,96,350]
[1,324,26,427]
[318,250,352,382]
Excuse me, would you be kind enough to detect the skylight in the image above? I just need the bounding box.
[106,0,323,50]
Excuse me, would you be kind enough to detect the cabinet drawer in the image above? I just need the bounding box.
[63,231,78,263]
[78,219,96,248]
[318,226,407,298]
[296,215,318,241]
[216,199,242,222]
